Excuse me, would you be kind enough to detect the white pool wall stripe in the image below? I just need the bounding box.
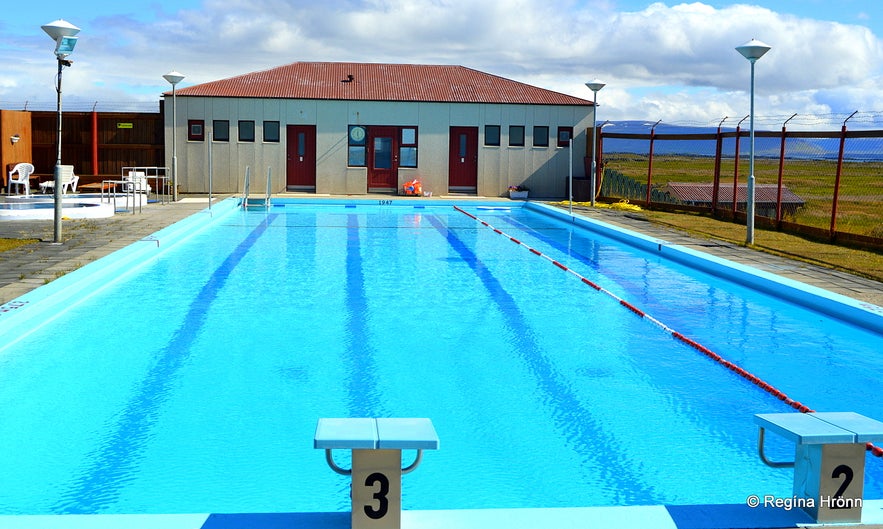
[5,500,883,528]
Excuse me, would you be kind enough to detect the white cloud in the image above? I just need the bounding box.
[3,0,883,127]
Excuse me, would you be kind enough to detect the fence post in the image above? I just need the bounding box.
[91,107,99,176]
[733,115,748,215]
[598,124,606,198]
[831,111,857,239]
[712,117,727,213]
[776,114,797,224]
[646,120,661,206]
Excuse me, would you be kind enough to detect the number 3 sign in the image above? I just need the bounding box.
[352,450,401,529]
[314,417,439,529]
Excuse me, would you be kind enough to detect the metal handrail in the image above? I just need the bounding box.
[242,165,251,209]
[323,449,426,476]
[265,166,271,209]
[757,427,795,468]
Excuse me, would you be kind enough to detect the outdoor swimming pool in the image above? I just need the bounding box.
[0,198,881,516]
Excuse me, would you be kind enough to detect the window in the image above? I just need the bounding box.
[484,125,500,146]
[188,120,204,141]
[264,121,280,143]
[557,126,574,147]
[399,127,418,167]
[533,126,549,147]
[238,120,255,142]
[348,125,367,167]
[213,120,229,142]
[509,126,525,147]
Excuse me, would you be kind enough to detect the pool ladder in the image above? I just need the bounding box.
[242,166,272,210]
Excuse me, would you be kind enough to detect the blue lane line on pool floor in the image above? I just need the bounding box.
[343,213,386,418]
[427,214,658,505]
[53,215,278,514]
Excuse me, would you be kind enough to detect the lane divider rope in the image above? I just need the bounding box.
[453,206,883,459]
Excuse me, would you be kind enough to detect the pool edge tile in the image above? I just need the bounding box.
[2,503,883,529]
[401,505,678,529]
[0,513,209,529]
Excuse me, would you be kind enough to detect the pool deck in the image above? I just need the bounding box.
[1,195,883,529]
[1,194,881,307]
[1,502,882,529]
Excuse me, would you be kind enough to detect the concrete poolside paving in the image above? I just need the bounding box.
[0,196,216,305]
[565,204,883,309]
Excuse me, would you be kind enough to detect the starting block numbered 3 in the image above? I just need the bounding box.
[314,418,439,529]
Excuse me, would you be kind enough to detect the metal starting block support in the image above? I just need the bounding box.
[314,418,439,529]
[755,412,883,523]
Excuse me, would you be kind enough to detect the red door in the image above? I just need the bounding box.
[449,126,478,192]
[287,125,316,189]
[367,126,398,191]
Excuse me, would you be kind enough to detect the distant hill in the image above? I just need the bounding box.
[600,121,883,161]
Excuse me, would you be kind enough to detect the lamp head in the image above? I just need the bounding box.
[41,19,80,40]
[735,39,771,61]
[53,35,78,58]
[42,19,80,58]
[585,79,606,93]
[163,71,185,86]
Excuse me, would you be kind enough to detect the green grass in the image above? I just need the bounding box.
[641,209,883,282]
[603,153,883,235]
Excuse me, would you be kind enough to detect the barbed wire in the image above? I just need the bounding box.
[0,99,160,113]
[619,111,883,131]
[5,100,883,131]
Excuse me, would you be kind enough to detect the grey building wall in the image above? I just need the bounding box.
[164,96,592,197]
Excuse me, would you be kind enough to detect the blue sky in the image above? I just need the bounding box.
[3,1,883,129]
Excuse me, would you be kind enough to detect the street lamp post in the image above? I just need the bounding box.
[735,39,771,245]
[41,19,80,244]
[585,79,606,207]
[163,71,185,202]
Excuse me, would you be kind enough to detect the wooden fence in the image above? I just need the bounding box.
[29,110,163,180]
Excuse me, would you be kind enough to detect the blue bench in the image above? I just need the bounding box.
[754,412,883,523]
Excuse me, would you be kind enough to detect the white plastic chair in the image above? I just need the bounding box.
[39,165,79,194]
[7,163,35,195]
[123,171,151,194]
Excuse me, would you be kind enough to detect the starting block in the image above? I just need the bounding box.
[755,411,883,523]
[315,418,439,529]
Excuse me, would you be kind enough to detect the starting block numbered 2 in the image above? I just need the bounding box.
[314,418,439,529]
[755,411,883,523]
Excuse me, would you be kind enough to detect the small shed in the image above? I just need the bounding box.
[164,62,594,197]
[662,182,806,217]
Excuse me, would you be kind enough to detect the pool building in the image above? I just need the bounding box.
[163,62,594,197]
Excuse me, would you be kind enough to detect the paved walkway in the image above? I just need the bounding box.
[567,205,883,308]
[1,196,881,308]
[0,197,217,304]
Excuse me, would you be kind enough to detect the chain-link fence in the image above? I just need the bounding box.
[596,119,883,247]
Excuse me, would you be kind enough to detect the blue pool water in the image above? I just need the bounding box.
[0,199,881,515]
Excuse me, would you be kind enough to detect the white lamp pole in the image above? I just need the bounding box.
[735,39,771,245]
[585,79,605,207]
[41,19,80,244]
[163,71,185,202]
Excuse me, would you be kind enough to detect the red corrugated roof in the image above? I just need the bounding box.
[174,62,592,106]
[663,183,804,204]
